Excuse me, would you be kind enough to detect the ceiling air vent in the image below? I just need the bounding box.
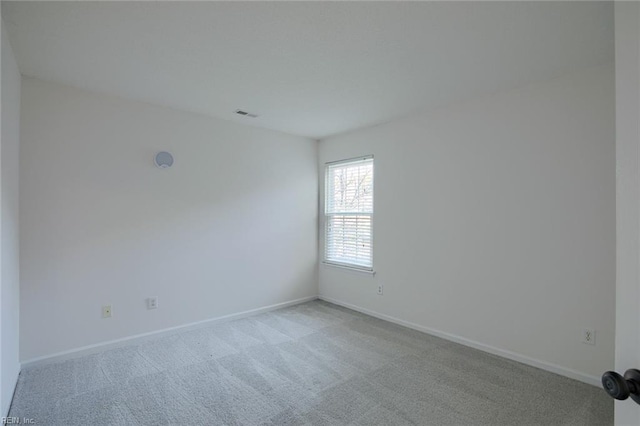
[235,110,258,118]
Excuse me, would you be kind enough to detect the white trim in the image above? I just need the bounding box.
[318,295,601,388]
[321,261,376,275]
[325,155,374,166]
[21,295,318,369]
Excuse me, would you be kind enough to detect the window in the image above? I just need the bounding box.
[324,156,374,270]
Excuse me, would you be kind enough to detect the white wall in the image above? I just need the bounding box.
[1,20,22,415]
[318,64,615,384]
[614,3,640,425]
[20,78,318,361]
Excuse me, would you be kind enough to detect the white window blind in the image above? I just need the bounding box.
[324,156,374,270]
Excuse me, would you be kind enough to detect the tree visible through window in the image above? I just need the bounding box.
[324,156,374,270]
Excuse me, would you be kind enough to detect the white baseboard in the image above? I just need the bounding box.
[21,294,601,388]
[22,295,318,369]
[319,295,601,388]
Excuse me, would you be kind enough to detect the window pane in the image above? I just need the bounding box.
[325,157,373,269]
[326,214,372,267]
[326,160,373,214]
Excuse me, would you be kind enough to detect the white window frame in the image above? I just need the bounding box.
[323,155,374,272]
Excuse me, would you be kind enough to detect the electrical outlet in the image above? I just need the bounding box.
[377,284,383,295]
[102,305,112,318]
[147,297,158,310]
[582,328,595,345]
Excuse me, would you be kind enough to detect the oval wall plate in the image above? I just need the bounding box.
[154,151,174,168]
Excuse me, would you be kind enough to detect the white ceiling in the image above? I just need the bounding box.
[2,1,613,139]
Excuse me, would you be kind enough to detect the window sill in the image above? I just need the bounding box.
[321,261,376,275]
